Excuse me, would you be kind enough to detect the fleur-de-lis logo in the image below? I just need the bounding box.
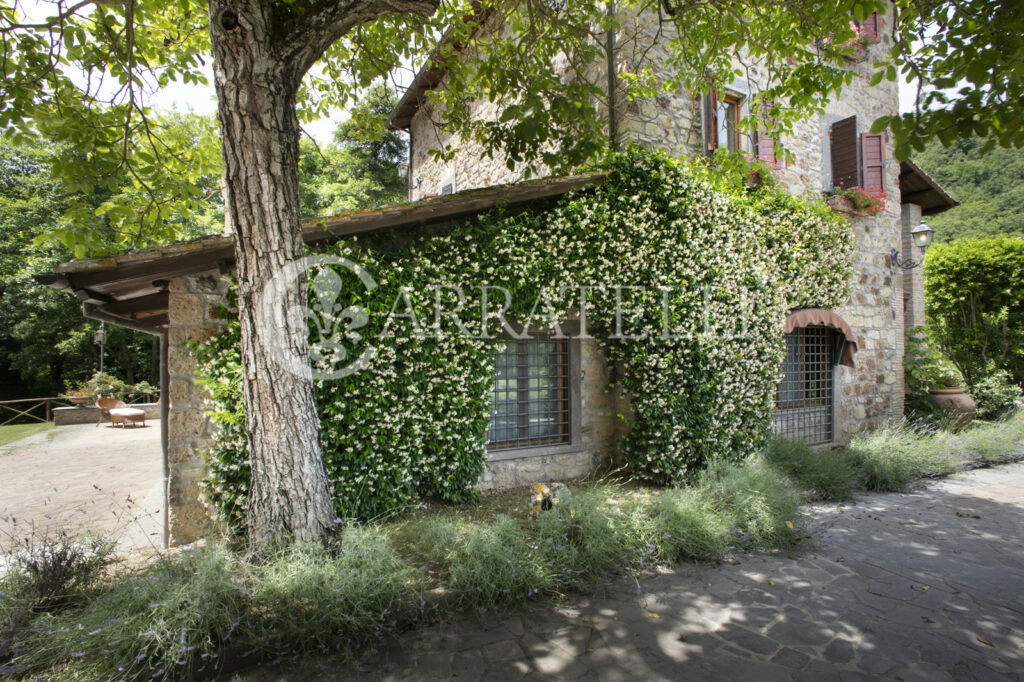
[308,267,370,367]
[259,255,377,380]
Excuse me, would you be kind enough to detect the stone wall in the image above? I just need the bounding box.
[901,203,926,331]
[478,338,630,490]
[166,272,229,543]
[408,99,531,202]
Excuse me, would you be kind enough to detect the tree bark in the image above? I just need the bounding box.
[209,0,335,546]
[207,0,438,546]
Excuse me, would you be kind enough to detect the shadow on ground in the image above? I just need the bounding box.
[239,464,1024,681]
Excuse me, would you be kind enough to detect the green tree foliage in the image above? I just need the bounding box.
[0,119,220,400]
[913,135,1024,242]
[3,0,1019,256]
[0,107,409,400]
[924,236,1024,386]
[875,0,1024,158]
[0,139,166,399]
[299,86,408,216]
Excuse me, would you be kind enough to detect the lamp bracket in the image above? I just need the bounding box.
[891,248,924,270]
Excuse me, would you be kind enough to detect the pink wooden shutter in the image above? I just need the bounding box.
[830,116,859,189]
[860,131,886,190]
[755,131,777,163]
[862,11,880,38]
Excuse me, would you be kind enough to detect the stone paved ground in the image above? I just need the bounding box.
[240,463,1024,681]
[0,422,163,554]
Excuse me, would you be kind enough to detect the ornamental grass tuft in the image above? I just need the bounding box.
[763,438,861,501]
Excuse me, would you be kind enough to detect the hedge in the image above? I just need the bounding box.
[925,235,1024,385]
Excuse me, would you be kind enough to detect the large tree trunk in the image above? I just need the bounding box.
[209,0,335,545]
[207,0,438,546]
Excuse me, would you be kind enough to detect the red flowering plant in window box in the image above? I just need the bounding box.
[828,184,886,216]
[850,20,880,47]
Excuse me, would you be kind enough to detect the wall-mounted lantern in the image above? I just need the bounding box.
[891,222,934,270]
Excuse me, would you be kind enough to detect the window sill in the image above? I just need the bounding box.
[486,441,585,462]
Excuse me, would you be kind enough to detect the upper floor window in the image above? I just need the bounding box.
[829,115,886,190]
[706,90,743,153]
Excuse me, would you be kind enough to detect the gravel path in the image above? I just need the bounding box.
[0,422,163,554]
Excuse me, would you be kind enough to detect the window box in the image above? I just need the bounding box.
[827,187,885,216]
[827,193,859,215]
[843,42,869,63]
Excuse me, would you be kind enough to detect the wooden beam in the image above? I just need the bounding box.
[74,288,114,305]
[900,189,944,206]
[47,171,607,302]
[103,292,170,317]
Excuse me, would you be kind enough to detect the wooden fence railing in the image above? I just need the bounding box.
[0,397,72,426]
[0,394,158,426]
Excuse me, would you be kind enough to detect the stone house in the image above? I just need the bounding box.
[388,7,957,448]
[37,8,957,546]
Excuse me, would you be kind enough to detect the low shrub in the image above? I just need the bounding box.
[247,526,414,656]
[651,489,730,562]
[970,369,1023,420]
[8,545,245,679]
[652,457,804,562]
[9,413,1024,678]
[698,458,804,550]
[534,488,655,590]
[0,529,113,614]
[441,516,551,610]
[943,411,1024,466]
[763,439,860,501]
[0,528,113,666]
[848,422,959,491]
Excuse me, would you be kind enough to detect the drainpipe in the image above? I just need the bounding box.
[158,331,170,549]
[606,1,618,148]
[82,303,171,550]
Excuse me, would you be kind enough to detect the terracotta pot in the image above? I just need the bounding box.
[68,395,93,406]
[827,194,856,214]
[844,42,869,63]
[928,386,977,422]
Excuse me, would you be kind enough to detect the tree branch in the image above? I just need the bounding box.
[281,0,439,78]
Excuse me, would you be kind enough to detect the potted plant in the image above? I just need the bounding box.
[86,371,129,401]
[61,385,94,406]
[128,381,157,404]
[927,366,977,422]
[827,185,886,216]
[844,20,880,62]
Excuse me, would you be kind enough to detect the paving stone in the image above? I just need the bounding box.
[770,646,810,670]
[823,637,856,663]
[481,639,525,663]
[765,617,833,647]
[717,625,779,656]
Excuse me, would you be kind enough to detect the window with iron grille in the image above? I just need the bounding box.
[488,338,571,451]
[773,326,837,445]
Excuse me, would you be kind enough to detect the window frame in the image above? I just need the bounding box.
[485,328,583,461]
[773,326,841,446]
[718,94,743,153]
[706,90,746,154]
